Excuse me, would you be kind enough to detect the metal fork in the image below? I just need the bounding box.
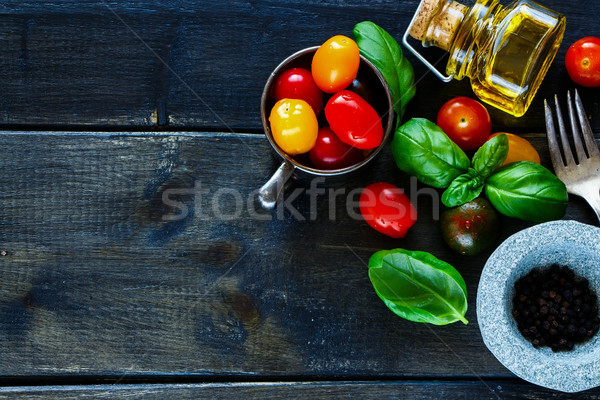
[545,89,600,223]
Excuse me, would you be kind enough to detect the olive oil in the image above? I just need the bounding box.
[409,0,566,117]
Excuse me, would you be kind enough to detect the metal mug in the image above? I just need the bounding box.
[259,46,394,209]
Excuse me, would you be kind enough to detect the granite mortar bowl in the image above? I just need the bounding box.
[477,220,600,392]
[258,46,394,209]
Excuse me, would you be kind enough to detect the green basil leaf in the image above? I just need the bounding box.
[441,169,485,207]
[485,161,568,222]
[392,118,470,188]
[368,248,468,325]
[353,21,415,119]
[471,133,509,179]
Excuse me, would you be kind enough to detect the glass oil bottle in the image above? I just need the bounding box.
[404,0,566,117]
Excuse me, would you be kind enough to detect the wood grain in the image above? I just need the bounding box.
[0,132,598,382]
[0,381,598,399]
[1,0,600,396]
[0,0,597,130]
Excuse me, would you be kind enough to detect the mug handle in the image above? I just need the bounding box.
[258,161,296,209]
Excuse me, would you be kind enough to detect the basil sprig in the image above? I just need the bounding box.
[392,118,470,188]
[441,134,508,207]
[471,133,509,179]
[486,161,568,222]
[353,21,415,120]
[368,249,468,325]
[441,168,485,208]
[392,118,568,222]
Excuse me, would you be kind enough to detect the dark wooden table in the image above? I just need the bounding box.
[0,1,599,398]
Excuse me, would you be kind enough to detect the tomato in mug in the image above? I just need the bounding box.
[274,68,324,115]
[349,77,386,113]
[565,37,600,88]
[488,132,540,165]
[437,97,492,151]
[311,35,360,93]
[309,127,364,170]
[325,90,383,150]
[269,98,318,155]
[359,182,417,239]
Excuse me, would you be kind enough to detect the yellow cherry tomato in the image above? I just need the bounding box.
[489,132,541,165]
[269,99,318,155]
[311,35,360,93]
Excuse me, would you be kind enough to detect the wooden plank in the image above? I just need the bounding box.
[0,381,598,399]
[0,131,597,378]
[0,0,597,130]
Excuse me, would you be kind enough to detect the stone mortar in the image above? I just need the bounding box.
[477,220,600,393]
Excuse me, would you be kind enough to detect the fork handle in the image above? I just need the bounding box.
[580,189,600,224]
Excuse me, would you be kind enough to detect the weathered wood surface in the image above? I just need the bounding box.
[1,0,600,397]
[0,381,598,399]
[0,0,597,130]
[0,132,597,384]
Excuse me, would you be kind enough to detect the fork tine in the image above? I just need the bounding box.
[567,90,587,163]
[554,94,576,166]
[545,99,565,169]
[574,89,600,158]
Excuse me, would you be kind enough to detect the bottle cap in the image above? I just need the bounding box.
[408,0,439,41]
[409,0,468,51]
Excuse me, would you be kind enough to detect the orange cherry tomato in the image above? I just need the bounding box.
[311,35,360,93]
[488,132,540,165]
[269,99,318,155]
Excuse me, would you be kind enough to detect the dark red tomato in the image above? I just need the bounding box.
[350,78,375,106]
[437,97,492,151]
[274,68,324,115]
[309,127,364,170]
[325,90,383,150]
[350,77,385,113]
[565,37,600,88]
[359,182,417,239]
[440,198,500,256]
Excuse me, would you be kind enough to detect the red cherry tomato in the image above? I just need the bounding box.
[311,35,360,93]
[274,68,324,115]
[309,127,364,170]
[325,90,383,150]
[565,37,600,88]
[437,97,492,151]
[359,182,417,239]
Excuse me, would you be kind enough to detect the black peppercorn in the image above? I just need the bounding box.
[537,298,546,306]
[519,294,527,302]
[542,321,551,330]
[513,265,599,352]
